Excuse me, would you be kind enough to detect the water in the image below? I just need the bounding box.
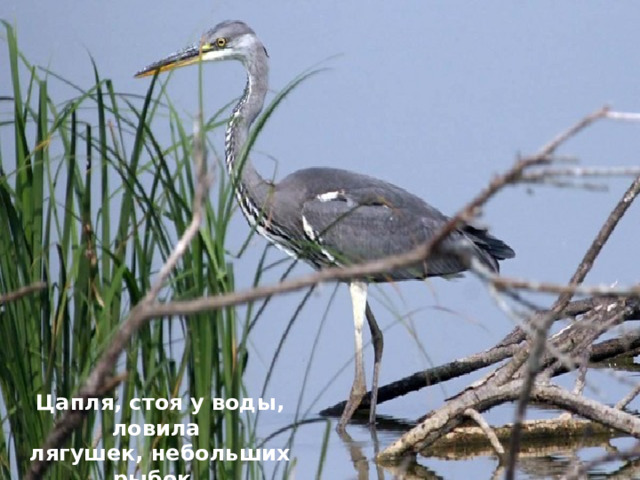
[257,405,640,479]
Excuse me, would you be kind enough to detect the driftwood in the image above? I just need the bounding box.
[421,418,623,458]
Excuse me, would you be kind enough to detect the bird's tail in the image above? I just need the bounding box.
[462,224,515,272]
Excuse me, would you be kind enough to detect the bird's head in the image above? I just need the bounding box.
[135,20,266,78]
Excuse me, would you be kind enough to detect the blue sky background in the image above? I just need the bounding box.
[3,1,640,477]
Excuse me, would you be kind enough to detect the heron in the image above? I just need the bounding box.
[135,20,515,432]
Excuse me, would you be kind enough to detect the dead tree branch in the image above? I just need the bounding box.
[377,379,640,461]
[0,282,47,304]
[464,408,505,457]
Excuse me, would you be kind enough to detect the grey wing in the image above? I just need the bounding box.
[300,188,474,281]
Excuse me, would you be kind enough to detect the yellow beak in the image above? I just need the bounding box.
[135,43,205,78]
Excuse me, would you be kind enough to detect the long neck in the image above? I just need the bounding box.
[224,54,271,202]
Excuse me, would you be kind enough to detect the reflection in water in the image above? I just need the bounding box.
[331,415,640,479]
[339,427,444,480]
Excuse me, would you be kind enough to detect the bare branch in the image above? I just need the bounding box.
[536,106,609,154]
[0,282,47,304]
[616,383,640,411]
[464,408,505,457]
[520,165,640,182]
[490,276,640,297]
[606,110,640,122]
[377,381,640,461]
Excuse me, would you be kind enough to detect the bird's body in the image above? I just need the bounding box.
[239,165,512,280]
[136,20,514,431]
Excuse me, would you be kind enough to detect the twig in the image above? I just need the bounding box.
[522,178,609,191]
[0,281,47,304]
[606,111,640,122]
[520,165,640,181]
[487,275,640,297]
[495,297,615,348]
[536,106,610,154]
[464,408,505,457]
[615,384,640,411]
[540,299,629,380]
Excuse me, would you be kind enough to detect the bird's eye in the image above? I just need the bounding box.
[216,37,227,48]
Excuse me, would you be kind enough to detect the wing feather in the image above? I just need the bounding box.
[301,190,470,280]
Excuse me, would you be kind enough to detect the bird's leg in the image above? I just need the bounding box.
[365,303,383,427]
[338,281,368,432]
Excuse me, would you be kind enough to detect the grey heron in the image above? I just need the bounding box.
[135,20,515,432]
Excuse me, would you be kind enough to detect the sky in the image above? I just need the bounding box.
[3,1,640,478]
